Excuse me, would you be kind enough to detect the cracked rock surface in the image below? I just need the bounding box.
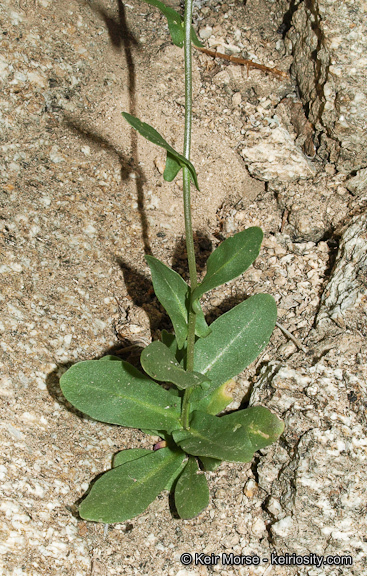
[281,0,367,173]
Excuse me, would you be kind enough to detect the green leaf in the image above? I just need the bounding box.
[160,329,176,349]
[190,294,277,405]
[60,360,182,433]
[192,300,211,338]
[146,255,189,348]
[113,446,184,491]
[141,0,203,48]
[199,456,222,471]
[164,457,187,491]
[113,448,151,468]
[163,152,199,186]
[195,379,235,415]
[192,228,263,301]
[140,429,162,436]
[145,256,212,346]
[190,26,203,49]
[79,447,185,523]
[163,151,182,182]
[122,113,199,190]
[173,407,284,462]
[99,355,122,361]
[160,330,187,365]
[174,456,209,519]
[141,341,208,390]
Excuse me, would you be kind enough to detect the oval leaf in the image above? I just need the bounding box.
[122,113,199,190]
[79,448,185,523]
[141,341,208,390]
[199,456,222,471]
[174,456,209,519]
[190,293,277,405]
[60,360,182,433]
[192,227,263,301]
[113,448,151,468]
[173,408,284,462]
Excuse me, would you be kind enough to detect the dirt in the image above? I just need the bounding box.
[0,0,365,574]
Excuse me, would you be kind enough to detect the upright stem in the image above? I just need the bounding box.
[181,0,197,430]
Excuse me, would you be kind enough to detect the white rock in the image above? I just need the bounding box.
[241,126,314,184]
[199,26,213,40]
[271,516,293,537]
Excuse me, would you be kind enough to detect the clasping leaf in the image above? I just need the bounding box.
[141,0,203,48]
[145,255,211,348]
[173,407,284,462]
[141,341,209,390]
[122,112,199,190]
[192,227,263,301]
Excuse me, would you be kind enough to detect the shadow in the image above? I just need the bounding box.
[93,0,139,51]
[277,0,304,37]
[115,230,218,341]
[170,231,213,283]
[115,257,174,338]
[74,0,151,254]
[64,116,138,180]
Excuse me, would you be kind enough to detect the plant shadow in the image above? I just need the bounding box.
[68,0,152,253]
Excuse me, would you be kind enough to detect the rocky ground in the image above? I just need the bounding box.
[0,0,366,574]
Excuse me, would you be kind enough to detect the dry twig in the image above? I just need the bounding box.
[195,45,289,80]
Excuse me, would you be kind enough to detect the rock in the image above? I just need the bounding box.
[345,168,367,196]
[284,0,367,172]
[213,70,230,86]
[199,26,213,40]
[316,212,367,329]
[241,125,314,185]
[250,358,367,562]
[275,175,349,242]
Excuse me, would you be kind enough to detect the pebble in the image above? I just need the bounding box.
[199,26,213,40]
[271,516,293,537]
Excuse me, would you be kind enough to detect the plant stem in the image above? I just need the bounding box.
[182,0,197,430]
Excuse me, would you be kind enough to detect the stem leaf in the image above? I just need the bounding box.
[192,299,211,338]
[122,112,199,190]
[141,341,209,390]
[145,256,210,346]
[173,408,284,462]
[192,227,263,301]
[140,0,203,48]
[146,255,189,348]
[163,151,182,182]
[190,293,277,405]
[79,448,186,523]
[174,456,209,519]
[60,360,182,433]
